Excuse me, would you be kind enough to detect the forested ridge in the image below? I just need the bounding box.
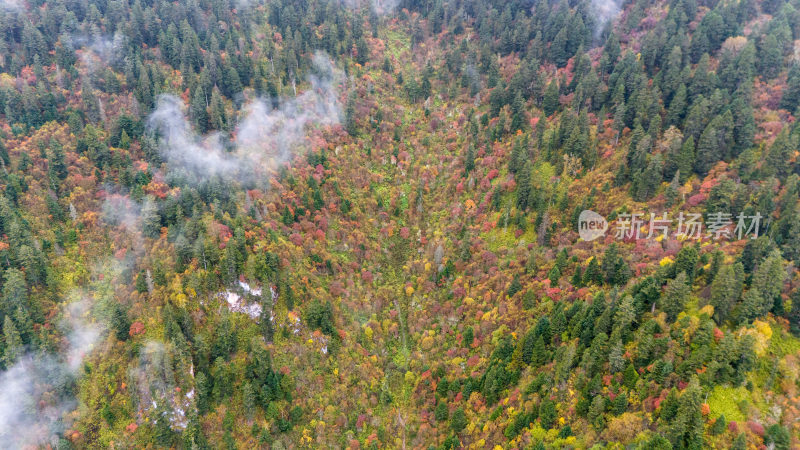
[0,0,799,447]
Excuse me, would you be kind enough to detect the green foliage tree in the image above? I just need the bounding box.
[623,363,639,389]
[695,111,734,175]
[740,250,785,323]
[464,144,475,175]
[661,271,690,321]
[451,320,468,352]
[667,378,704,448]
[435,400,449,422]
[539,400,557,429]
[764,423,791,450]
[345,92,358,137]
[111,302,131,341]
[141,196,161,238]
[2,316,23,367]
[306,299,335,335]
[450,407,467,433]
[190,87,209,133]
[764,129,795,178]
[601,244,631,286]
[588,396,605,430]
[673,246,699,281]
[710,263,743,324]
[583,257,602,285]
[2,269,27,318]
[780,64,800,112]
[542,81,559,116]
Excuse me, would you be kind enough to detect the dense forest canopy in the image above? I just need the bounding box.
[0,0,798,447]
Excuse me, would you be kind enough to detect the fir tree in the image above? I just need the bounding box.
[781,64,800,113]
[583,257,602,285]
[531,336,547,367]
[539,400,557,429]
[695,112,733,175]
[570,266,583,287]
[676,137,695,183]
[464,144,475,175]
[542,81,560,116]
[588,396,606,430]
[111,302,131,341]
[673,245,699,281]
[710,414,726,435]
[623,363,639,389]
[661,271,690,321]
[450,407,467,433]
[548,266,561,286]
[516,161,533,211]
[463,326,474,348]
[710,263,743,324]
[190,87,208,133]
[345,92,358,137]
[667,378,704,449]
[2,316,22,367]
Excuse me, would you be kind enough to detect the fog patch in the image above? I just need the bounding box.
[591,0,623,37]
[0,0,24,12]
[67,32,127,73]
[0,295,106,447]
[129,341,194,431]
[147,51,342,186]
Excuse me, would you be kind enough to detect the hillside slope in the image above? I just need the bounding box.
[0,0,798,448]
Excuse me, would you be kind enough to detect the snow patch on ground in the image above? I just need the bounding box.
[220,281,263,320]
[239,280,262,296]
[131,341,194,430]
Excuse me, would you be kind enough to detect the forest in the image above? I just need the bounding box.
[0,0,798,447]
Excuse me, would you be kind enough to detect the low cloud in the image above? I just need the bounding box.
[0,0,24,12]
[147,51,342,186]
[591,0,623,37]
[336,0,400,16]
[102,192,142,234]
[67,32,127,73]
[0,296,105,447]
[101,190,151,256]
[371,0,400,15]
[0,251,138,447]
